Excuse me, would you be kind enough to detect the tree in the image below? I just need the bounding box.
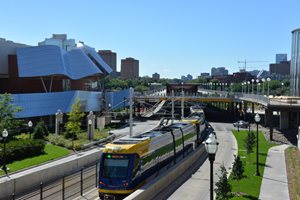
[0,93,22,134]
[65,98,84,139]
[33,120,49,139]
[215,165,232,200]
[232,155,245,195]
[244,131,256,162]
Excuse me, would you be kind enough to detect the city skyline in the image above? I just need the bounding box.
[1,0,300,78]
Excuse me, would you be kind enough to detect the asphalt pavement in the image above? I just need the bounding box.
[167,122,238,200]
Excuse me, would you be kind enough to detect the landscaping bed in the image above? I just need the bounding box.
[229,130,277,199]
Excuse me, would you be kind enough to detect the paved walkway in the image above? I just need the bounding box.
[168,122,238,200]
[259,144,290,200]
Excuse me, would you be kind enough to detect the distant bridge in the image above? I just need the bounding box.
[135,87,300,141]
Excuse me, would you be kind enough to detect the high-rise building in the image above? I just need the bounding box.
[290,28,300,96]
[276,54,287,64]
[270,62,290,75]
[38,34,76,51]
[211,67,228,76]
[98,50,117,73]
[152,72,160,81]
[121,57,139,79]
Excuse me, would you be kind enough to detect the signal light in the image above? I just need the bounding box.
[107,155,112,158]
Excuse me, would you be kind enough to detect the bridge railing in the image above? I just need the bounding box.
[234,93,269,106]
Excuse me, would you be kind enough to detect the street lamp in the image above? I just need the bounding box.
[258,83,261,95]
[247,81,250,94]
[267,77,271,96]
[181,82,184,119]
[256,79,259,95]
[251,79,255,94]
[254,113,261,176]
[28,120,33,139]
[88,119,92,141]
[205,133,219,200]
[261,78,265,95]
[237,104,240,132]
[281,82,284,92]
[241,83,244,94]
[1,129,9,174]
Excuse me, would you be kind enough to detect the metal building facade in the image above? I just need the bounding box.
[291,28,300,96]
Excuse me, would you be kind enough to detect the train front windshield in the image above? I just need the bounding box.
[102,154,130,179]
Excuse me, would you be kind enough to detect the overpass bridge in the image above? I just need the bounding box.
[136,87,300,141]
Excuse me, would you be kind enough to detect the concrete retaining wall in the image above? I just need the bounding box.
[0,149,102,200]
[125,144,206,200]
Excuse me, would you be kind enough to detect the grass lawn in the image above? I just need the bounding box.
[229,130,277,200]
[0,144,70,176]
[285,147,300,200]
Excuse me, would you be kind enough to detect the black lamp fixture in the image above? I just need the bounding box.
[254,113,261,176]
[205,133,219,200]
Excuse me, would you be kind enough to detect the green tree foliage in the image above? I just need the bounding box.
[0,93,22,134]
[244,131,256,161]
[232,155,245,194]
[65,98,84,139]
[215,165,232,200]
[0,139,45,165]
[103,76,173,91]
[33,120,49,139]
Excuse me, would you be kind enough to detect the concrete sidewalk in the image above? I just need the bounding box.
[259,144,290,200]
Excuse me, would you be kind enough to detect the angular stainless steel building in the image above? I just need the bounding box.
[290,28,300,96]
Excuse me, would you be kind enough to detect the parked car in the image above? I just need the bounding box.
[233,120,249,128]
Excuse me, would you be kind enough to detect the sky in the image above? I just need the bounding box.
[1,0,300,79]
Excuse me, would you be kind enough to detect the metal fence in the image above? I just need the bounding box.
[13,162,99,200]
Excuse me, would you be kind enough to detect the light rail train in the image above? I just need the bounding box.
[98,109,207,200]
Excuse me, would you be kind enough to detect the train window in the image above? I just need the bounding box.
[102,157,130,178]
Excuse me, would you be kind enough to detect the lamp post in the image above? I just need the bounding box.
[1,129,9,174]
[261,78,265,95]
[88,119,92,141]
[237,104,240,132]
[258,83,261,95]
[251,79,255,94]
[241,83,244,94]
[256,79,259,95]
[267,77,271,96]
[205,133,219,200]
[181,82,184,119]
[247,81,250,94]
[254,113,261,176]
[281,82,284,92]
[28,120,33,139]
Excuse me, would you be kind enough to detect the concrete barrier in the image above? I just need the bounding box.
[124,144,207,200]
[0,149,102,200]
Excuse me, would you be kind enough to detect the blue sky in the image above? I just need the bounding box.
[1,0,300,78]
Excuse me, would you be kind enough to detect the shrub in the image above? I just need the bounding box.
[33,121,49,139]
[0,139,46,165]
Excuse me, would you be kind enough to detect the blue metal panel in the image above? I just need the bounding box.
[17,45,66,77]
[17,45,103,80]
[81,45,113,74]
[105,89,130,110]
[11,91,102,118]
[64,49,103,79]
